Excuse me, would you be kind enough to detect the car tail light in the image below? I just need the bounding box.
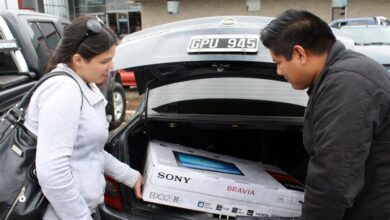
[104,176,125,211]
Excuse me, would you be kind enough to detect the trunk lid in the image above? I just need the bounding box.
[113,16,355,94]
[113,16,276,94]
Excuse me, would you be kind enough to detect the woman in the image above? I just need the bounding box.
[24,16,142,219]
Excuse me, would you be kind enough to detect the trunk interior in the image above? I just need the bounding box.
[117,119,308,219]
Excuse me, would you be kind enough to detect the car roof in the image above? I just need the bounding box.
[340,24,390,29]
[329,16,390,28]
[0,9,69,23]
[1,9,57,18]
[332,16,381,22]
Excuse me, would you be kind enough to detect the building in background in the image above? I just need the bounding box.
[1,0,37,11]
[71,0,142,38]
[43,0,69,19]
[138,0,389,29]
[0,0,142,37]
[1,0,389,38]
[332,0,348,20]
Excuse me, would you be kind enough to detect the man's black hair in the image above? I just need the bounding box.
[260,9,336,60]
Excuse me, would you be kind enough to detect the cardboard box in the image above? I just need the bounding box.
[142,140,304,217]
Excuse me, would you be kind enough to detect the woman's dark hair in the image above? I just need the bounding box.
[45,16,118,73]
[260,9,336,60]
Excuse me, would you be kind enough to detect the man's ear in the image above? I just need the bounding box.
[292,45,307,64]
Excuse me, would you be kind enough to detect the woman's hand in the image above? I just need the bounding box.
[133,174,143,199]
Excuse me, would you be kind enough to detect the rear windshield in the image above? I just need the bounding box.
[148,77,308,117]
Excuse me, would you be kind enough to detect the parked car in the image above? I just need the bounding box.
[98,16,355,220]
[329,16,390,29]
[0,10,127,130]
[339,25,390,71]
[118,69,137,88]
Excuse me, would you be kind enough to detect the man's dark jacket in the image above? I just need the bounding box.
[302,41,390,220]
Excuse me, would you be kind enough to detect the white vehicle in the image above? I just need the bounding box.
[329,16,390,29]
[99,16,355,220]
[340,25,390,71]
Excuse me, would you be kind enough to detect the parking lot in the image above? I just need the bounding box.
[1,4,389,218]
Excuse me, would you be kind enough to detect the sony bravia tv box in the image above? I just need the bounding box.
[142,140,304,217]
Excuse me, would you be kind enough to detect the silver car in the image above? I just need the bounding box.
[99,16,354,220]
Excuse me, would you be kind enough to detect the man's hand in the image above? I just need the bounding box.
[133,175,143,199]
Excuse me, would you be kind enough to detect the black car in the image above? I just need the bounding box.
[0,10,126,130]
[99,16,354,220]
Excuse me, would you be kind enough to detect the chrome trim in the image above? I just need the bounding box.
[0,16,29,73]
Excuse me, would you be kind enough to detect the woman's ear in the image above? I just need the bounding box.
[292,45,307,64]
[71,53,83,68]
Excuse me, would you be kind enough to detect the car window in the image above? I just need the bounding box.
[29,21,61,73]
[148,77,308,117]
[29,22,50,69]
[36,22,61,50]
[29,21,61,51]
[29,22,47,50]
[348,20,375,26]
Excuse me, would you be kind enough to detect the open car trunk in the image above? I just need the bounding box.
[102,14,356,220]
[109,116,308,219]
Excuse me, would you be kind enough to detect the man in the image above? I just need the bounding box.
[260,9,390,220]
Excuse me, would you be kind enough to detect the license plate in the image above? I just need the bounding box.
[187,34,259,53]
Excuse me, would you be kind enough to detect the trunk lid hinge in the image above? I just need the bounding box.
[142,81,153,138]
